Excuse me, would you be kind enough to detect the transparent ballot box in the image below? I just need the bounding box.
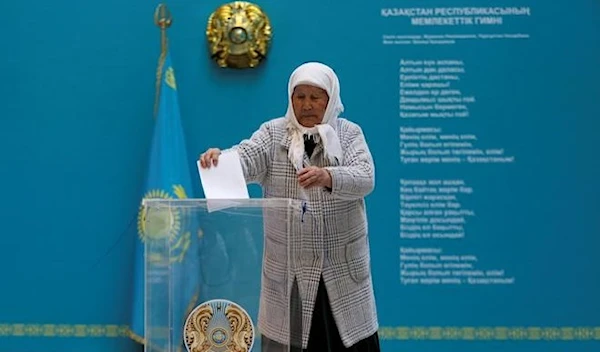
[142,198,304,352]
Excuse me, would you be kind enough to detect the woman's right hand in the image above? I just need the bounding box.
[199,148,221,168]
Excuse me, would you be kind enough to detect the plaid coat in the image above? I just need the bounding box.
[230,117,378,348]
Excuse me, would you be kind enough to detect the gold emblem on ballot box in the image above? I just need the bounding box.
[184,299,255,352]
[206,1,272,69]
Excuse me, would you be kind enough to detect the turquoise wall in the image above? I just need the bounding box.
[1,0,599,351]
[0,1,385,351]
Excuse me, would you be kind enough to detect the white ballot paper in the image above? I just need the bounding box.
[197,150,249,212]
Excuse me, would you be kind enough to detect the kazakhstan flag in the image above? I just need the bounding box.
[130,49,201,351]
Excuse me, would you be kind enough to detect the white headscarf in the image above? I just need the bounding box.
[285,62,344,170]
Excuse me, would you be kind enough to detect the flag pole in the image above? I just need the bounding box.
[154,3,173,117]
[128,6,175,348]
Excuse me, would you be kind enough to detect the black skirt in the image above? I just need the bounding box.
[262,276,380,352]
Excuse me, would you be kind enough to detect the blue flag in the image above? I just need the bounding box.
[130,49,200,351]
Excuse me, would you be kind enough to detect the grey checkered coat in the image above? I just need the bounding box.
[229,117,378,348]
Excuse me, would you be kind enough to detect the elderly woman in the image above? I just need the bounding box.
[199,62,380,352]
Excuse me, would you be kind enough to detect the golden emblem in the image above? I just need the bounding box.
[184,299,255,352]
[138,185,192,263]
[138,189,179,242]
[206,1,272,69]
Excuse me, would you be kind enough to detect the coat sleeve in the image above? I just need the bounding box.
[324,124,375,200]
[226,122,272,185]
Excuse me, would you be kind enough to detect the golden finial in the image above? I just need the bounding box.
[153,3,174,116]
[154,4,173,30]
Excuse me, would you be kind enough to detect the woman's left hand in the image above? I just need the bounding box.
[298,166,332,188]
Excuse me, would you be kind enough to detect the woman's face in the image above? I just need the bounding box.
[292,84,329,128]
